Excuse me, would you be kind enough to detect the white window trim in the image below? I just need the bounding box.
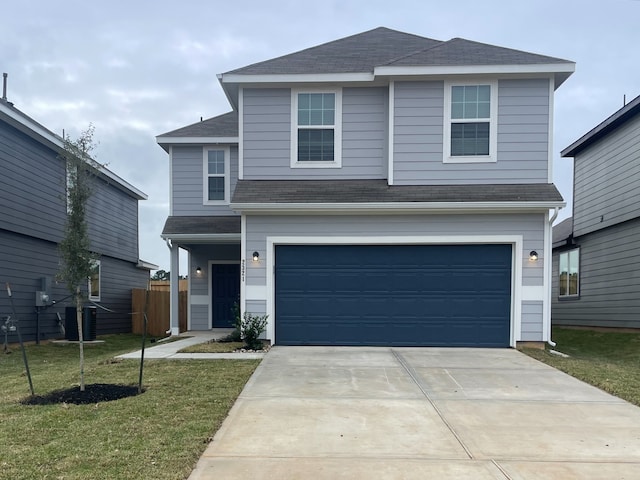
[559,248,580,298]
[88,260,101,302]
[203,146,231,205]
[290,88,342,169]
[443,80,498,164]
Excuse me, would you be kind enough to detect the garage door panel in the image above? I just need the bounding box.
[275,244,512,347]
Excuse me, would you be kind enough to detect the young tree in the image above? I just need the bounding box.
[58,125,99,392]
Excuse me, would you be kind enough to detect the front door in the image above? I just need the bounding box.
[211,263,240,328]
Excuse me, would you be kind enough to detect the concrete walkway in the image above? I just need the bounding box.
[117,330,265,360]
[189,346,640,479]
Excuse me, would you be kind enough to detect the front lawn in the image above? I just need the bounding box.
[522,327,640,407]
[0,335,259,479]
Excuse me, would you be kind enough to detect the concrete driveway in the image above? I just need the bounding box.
[189,347,640,479]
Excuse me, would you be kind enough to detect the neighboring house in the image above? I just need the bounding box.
[552,95,640,329]
[157,27,574,347]
[0,93,155,342]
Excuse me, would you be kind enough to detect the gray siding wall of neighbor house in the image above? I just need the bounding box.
[552,217,640,329]
[572,114,640,237]
[393,78,550,185]
[87,178,140,263]
[0,122,67,243]
[242,87,388,179]
[0,229,149,341]
[171,145,239,216]
[188,243,240,330]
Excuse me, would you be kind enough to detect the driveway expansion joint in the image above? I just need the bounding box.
[391,348,475,460]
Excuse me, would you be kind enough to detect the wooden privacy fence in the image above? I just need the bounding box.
[132,289,187,337]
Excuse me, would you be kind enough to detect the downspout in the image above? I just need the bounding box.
[546,207,560,347]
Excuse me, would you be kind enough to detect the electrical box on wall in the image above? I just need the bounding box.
[35,291,51,307]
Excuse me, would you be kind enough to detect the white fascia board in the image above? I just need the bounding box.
[137,260,160,270]
[230,201,566,214]
[156,136,239,145]
[374,62,575,78]
[1,102,147,200]
[221,72,374,84]
[160,233,241,244]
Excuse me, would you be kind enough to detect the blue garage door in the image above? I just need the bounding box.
[275,244,512,347]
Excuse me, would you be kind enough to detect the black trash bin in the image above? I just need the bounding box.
[65,306,97,341]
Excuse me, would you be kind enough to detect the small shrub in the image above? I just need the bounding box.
[241,312,268,350]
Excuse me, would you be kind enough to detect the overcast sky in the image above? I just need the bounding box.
[2,0,639,271]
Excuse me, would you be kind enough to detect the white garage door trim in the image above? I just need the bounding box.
[265,235,523,347]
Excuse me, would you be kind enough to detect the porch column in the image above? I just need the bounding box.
[169,242,180,336]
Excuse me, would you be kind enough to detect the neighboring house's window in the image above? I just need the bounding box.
[559,249,579,297]
[443,81,497,163]
[88,260,101,302]
[291,89,342,168]
[203,147,230,204]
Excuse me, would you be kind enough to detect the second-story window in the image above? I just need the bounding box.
[291,89,342,168]
[203,147,230,204]
[443,81,497,163]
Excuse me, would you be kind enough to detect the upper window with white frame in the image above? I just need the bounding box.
[203,147,230,204]
[559,248,579,298]
[291,89,342,168]
[443,81,497,163]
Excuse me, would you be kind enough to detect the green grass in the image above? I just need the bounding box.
[179,341,245,353]
[522,327,640,406]
[0,335,259,479]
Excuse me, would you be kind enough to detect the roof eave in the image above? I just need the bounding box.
[156,136,239,145]
[161,233,241,244]
[230,201,566,214]
[0,101,147,200]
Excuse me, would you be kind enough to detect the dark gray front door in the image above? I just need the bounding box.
[212,263,240,328]
[275,244,512,347]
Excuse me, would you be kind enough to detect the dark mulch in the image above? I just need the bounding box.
[21,383,144,405]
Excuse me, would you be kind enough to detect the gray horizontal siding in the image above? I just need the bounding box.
[521,301,543,341]
[243,87,387,179]
[87,177,139,262]
[1,119,144,264]
[245,213,544,287]
[0,229,148,341]
[190,305,209,330]
[0,122,66,243]
[393,78,550,185]
[552,217,640,329]
[171,145,238,216]
[572,114,640,236]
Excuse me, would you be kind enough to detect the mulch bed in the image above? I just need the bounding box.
[22,383,143,405]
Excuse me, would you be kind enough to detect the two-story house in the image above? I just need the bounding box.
[0,90,154,343]
[552,95,640,329]
[157,27,574,347]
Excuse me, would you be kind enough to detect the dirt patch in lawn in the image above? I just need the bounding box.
[21,383,143,405]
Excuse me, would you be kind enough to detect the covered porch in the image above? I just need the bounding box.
[161,216,241,335]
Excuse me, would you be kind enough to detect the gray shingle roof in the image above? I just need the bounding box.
[387,37,571,67]
[231,180,563,204]
[157,111,238,138]
[552,217,574,248]
[224,27,570,76]
[162,216,241,236]
[225,28,440,75]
